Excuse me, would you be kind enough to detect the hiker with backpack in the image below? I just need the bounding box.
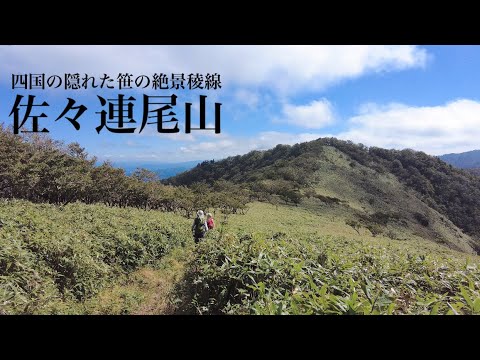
[192,210,208,244]
[206,213,215,230]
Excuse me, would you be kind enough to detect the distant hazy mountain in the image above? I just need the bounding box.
[113,160,203,179]
[439,150,480,169]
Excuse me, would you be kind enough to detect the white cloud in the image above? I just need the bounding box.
[95,99,480,162]
[133,120,219,142]
[234,89,260,109]
[179,131,325,160]
[170,99,480,160]
[136,125,196,142]
[257,131,327,146]
[275,99,336,129]
[0,45,428,94]
[338,99,480,155]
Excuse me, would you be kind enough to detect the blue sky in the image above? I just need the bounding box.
[1,45,480,163]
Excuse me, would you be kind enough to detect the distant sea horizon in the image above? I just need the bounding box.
[111,159,206,179]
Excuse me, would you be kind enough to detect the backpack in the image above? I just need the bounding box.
[194,217,206,235]
[207,218,215,229]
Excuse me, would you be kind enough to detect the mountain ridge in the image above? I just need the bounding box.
[167,137,480,254]
[439,149,480,169]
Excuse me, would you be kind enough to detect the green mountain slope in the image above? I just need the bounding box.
[0,199,190,314]
[2,132,480,314]
[181,202,480,315]
[167,138,480,254]
[440,149,480,169]
[2,199,480,315]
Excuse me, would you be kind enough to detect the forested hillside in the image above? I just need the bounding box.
[0,124,248,217]
[168,138,480,252]
[2,125,480,314]
[440,149,480,169]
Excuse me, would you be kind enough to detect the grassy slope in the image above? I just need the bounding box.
[82,245,193,315]
[305,146,477,254]
[80,201,480,315]
[2,197,480,314]
[168,143,478,255]
[225,201,477,261]
[0,199,191,314]
[182,202,480,314]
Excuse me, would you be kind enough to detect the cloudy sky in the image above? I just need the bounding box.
[1,45,480,163]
